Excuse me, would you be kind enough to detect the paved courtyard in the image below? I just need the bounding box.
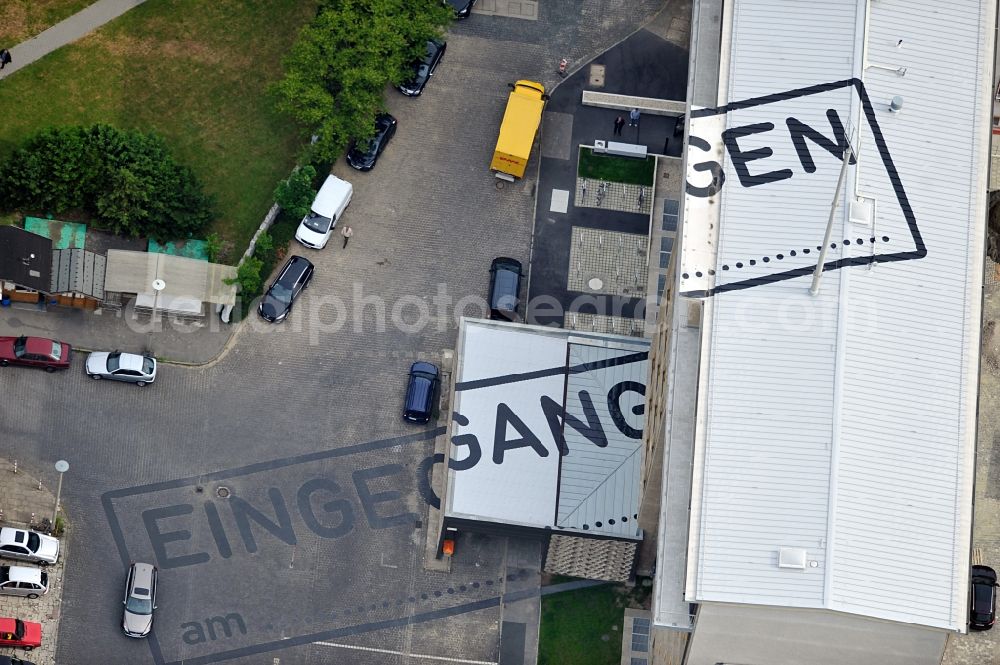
[0,2,675,664]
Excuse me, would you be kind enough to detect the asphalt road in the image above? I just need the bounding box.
[0,2,674,663]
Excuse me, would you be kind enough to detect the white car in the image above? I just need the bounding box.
[0,528,59,566]
[0,566,49,598]
[85,351,156,386]
[294,174,353,249]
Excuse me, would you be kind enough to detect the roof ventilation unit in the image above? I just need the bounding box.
[778,547,808,570]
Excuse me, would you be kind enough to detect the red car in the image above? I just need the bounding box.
[0,336,72,372]
[0,617,41,650]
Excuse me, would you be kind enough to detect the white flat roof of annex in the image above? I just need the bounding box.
[678,0,993,631]
[445,319,650,540]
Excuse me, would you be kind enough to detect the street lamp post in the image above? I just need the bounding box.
[52,460,69,530]
[148,278,166,353]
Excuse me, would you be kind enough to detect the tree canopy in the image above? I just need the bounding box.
[0,124,214,240]
[273,0,451,162]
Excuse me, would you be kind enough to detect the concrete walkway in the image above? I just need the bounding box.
[0,0,147,79]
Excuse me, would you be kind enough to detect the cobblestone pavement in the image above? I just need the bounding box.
[0,462,65,665]
[0,2,673,664]
[942,260,1000,665]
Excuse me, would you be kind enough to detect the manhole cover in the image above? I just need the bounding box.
[589,64,605,87]
[588,277,604,290]
[216,486,231,499]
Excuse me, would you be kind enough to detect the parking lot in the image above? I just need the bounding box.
[0,1,673,663]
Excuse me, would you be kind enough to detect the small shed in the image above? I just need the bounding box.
[0,226,53,303]
[50,249,106,309]
[103,250,237,317]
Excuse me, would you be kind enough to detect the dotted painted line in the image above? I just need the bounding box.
[554,512,639,532]
[682,235,891,280]
[330,570,533,620]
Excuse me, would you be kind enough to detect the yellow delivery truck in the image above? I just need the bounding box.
[490,80,547,180]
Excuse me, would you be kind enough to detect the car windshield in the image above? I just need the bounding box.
[50,341,62,360]
[107,352,121,372]
[13,337,26,357]
[26,532,39,552]
[268,284,292,305]
[142,357,155,375]
[14,619,25,638]
[354,137,376,156]
[303,212,333,234]
[126,594,153,615]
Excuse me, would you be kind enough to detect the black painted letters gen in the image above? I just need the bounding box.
[723,122,793,187]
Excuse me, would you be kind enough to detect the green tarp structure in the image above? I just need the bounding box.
[24,217,86,249]
[147,238,208,261]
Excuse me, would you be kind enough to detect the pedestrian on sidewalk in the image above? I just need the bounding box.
[629,108,641,127]
[341,224,353,248]
[0,49,11,70]
[614,116,625,136]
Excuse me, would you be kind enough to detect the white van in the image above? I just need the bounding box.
[294,175,353,249]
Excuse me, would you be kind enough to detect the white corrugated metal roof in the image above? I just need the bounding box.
[445,319,648,538]
[680,0,991,631]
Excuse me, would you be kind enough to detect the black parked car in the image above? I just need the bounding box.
[446,0,476,18]
[403,362,440,423]
[970,565,997,630]
[488,257,523,321]
[397,40,446,97]
[258,255,314,323]
[0,656,36,665]
[346,113,397,171]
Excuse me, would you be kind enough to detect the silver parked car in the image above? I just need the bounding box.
[0,528,59,566]
[123,562,157,638]
[86,351,156,386]
[0,567,49,599]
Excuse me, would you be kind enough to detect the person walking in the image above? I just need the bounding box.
[341,224,354,248]
[629,108,641,127]
[0,49,11,70]
[614,116,625,136]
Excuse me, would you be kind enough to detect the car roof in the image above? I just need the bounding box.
[115,352,147,372]
[278,256,313,283]
[311,175,353,218]
[0,618,16,632]
[5,567,42,585]
[0,528,26,546]
[23,337,57,354]
[131,562,156,591]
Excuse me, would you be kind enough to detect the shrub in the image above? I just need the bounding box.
[0,124,214,240]
[274,165,317,221]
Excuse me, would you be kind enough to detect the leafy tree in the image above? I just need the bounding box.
[273,0,451,161]
[253,231,275,266]
[274,165,317,221]
[0,124,214,240]
[227,255,264,297]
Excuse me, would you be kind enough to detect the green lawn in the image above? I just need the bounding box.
[578,147,656,186]
[538,582,651,665]
[0,0,94,44]
[0,0,315,261]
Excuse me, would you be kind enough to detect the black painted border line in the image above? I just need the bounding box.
[100,428,443,665]
[455,350,649,392]
[681,78,924,298]
[103,353,649,665]
[162,585,562,665]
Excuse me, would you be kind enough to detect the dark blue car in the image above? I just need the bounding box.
[403,362,440,423]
